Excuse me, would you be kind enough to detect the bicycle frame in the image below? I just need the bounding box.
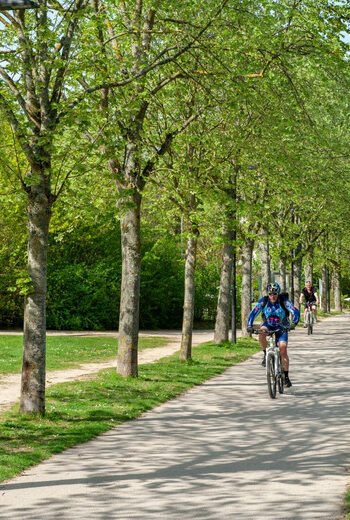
[252,327,287,398]
[305,303,314,335]
[266,333,281,376]
[265,330,284,398]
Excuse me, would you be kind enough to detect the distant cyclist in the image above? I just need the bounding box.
[247,282,300,388]
[299,281,319,326]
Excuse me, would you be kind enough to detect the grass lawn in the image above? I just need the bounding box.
[0,338,259,482]
[0,335,170,375]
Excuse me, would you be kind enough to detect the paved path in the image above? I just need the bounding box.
[1,315,349,519]
[0,330,216,412]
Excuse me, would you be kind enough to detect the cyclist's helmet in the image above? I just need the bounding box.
[267,282,280,294]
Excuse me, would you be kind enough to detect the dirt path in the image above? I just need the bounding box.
[0,330,216,413]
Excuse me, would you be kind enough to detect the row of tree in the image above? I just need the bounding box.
[1,0,350,414]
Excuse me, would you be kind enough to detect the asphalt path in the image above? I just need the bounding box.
[0,315,349,519]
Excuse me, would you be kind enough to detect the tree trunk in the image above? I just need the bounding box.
[321,264,328,312]
[333,268,342,312]
[214,228,234,343]
[304,249,313,284]
[117,188,142,377]
[279,255,287,293]
[231,247,237,344]
[20,185,52,414]
[259,231,270,297]
[241,238,254,337]
[180,224,199,360]
[293,247,302,309]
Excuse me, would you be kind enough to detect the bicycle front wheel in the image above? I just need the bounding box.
[307,312,313,335]
[266,353,276,399]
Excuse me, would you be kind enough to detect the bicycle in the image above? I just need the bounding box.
[305,302,314,335]
[253,326,290,399]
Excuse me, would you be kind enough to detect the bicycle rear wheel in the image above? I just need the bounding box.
[266,353,276,399]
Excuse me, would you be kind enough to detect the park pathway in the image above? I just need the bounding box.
[1,315,350,519]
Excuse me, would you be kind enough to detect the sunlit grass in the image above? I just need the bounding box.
[0,338,259,482]
[0,335,171,375]
[346,488,350,519]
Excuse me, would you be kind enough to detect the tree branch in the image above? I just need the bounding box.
[51,0,89,107]
[0,66,40,128]
[57,0,230,120]
[141,112,200,182]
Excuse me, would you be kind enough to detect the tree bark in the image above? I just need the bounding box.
[241,238,254,337]
[180,223,199,360]
[231,246,237,344]
[327,267,331,313]
[321,264,328,312]
[20,182,52,414]
[117,188,141,377]
[214,227,234,343]
[279,255,287,293]
[293,246,302,309]
[259,230,270,297]
[304,249,313,284]
[333,268,342,312]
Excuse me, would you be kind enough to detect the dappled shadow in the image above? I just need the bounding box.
[0,316,349,519]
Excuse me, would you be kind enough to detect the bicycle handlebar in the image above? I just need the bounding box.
[250,326,293,335]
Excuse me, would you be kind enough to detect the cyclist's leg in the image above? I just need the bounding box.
[278,341,289,370]
[312,303,317,321]
[259,324,269,350]
[277,330,289,370]
[277,330,292,387]
[303,305,308,326]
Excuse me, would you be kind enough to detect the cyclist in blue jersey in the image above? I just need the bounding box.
[247,282,300,388]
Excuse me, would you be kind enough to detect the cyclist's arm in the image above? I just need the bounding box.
[314,291,319,305]
[299,292,304,305]
[285,299,300,325]
[247,298,265,327]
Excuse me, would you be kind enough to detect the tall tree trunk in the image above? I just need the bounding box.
[259,230,270,297]
[290,256,294,306]
[321,264,328,312]
[20,183,52,414]
[279,255,287,293]
[327,267,331,312]
[180,223,199,360]
[333,267,342,312]
[293,246,302,309]
[117,188,142,377]
[214,227,234,343]
[231,247,237,344]
[241,238,254,337]
[304,248,313,284]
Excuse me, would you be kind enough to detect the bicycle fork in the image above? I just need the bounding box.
[266,338,279,377]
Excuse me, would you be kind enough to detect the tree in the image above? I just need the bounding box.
[0,0,110,413]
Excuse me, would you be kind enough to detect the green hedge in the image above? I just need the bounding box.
[0,220,227,331]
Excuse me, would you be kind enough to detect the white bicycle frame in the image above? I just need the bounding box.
[266,333,282,378]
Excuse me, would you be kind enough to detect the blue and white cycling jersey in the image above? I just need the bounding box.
[247,296,300,328]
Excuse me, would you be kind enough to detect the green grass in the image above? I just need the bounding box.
[346,488,350,519]
[0,338,259,483]
[0,335,170,375]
